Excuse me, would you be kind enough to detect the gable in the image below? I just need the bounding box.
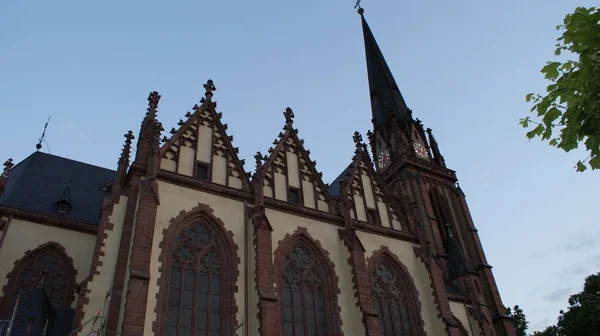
[160,84,248,190]
[254,108,332,212]
[332,135,404,230]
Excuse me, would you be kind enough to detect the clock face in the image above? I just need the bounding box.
[413,142,429,159]
[377,150,390,168]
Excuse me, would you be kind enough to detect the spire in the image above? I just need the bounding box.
[115,130,135,188]
[358,8,411,128]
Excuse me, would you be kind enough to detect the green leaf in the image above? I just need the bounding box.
[541,62,561,80]
[526,124,544,139]
[589,155,600,170]
[543,107,562,125]
[549,138,559,146]
[576,161,587,172]
[520,117,529,128]
[525,93,534,102]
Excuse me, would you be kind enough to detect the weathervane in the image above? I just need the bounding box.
[354,0,361,9]
[36,116,51,151]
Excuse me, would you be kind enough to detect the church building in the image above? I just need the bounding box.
[0,8,516,336]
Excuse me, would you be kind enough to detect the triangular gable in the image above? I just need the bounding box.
[160,80,249,190]
[337,132,406,231]
[253,107,333,212]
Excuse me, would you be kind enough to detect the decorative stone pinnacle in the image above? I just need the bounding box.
[148,91,161,105]
[204,79,216,98]
[353,131,363,145]
[284,107,295,126]
[125,130,135,143]
[2,158,13,176]
[254,151,264,170]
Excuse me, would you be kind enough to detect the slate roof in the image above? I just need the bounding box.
[0,152,115,225]
[327,163,353,198]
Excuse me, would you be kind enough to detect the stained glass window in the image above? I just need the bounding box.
[372,262,413,336]
[166,223,223,336]
[281,243,328,336]
[14,250,71,308]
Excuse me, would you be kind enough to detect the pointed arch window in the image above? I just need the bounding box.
[2,244,76,312]
[165,223,224,336]
[369,253,425,336]
[373,262,413,336]
[280,243,328,336]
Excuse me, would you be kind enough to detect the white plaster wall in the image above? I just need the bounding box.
[80,195,128,335]
[450,301,474,336]
[266,208,366,336]
[0,219,96,309]
[145,181,247,335]
[356,231,446,336]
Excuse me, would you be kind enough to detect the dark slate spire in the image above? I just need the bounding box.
[358,8,410,128]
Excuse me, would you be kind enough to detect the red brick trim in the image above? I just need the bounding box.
[366,246,427,336]
[105,182,139,335]
[273,227,344,336]
[0,215,12,251]
[72,192,123,331]
[152,203,240,336]
[251,209,279,336]
[452,314,469,336]
[339,228,380,336]
[0,241,78,316]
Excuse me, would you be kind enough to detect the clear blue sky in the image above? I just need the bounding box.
[1,0,598,332]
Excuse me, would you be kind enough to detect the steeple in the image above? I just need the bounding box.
[358,8,411,128]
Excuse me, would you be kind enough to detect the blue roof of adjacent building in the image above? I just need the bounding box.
[0,152,115,225]
[327,163,353,198]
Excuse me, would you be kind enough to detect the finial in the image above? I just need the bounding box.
[119,131,135,163]
[147,91,161,120]
[355,0,363,14]
[284,107,295,127]
[2,159,14,176]
[353,131,363,145]
[254,151,264,171]
[204,79,216,99]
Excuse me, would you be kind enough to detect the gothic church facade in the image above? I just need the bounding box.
[0,10,516,336]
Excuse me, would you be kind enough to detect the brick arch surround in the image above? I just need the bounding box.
[366,246,427,336]
[152,203,240,336]
[273,226,345,336]
[0,241,78,315]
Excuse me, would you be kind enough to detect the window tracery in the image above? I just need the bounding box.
[281,243,328,336]
[13,251,72,308]
[372,262,413,336]
[165,222,224,336]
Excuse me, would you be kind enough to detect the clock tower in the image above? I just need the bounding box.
[358,8,516,336]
